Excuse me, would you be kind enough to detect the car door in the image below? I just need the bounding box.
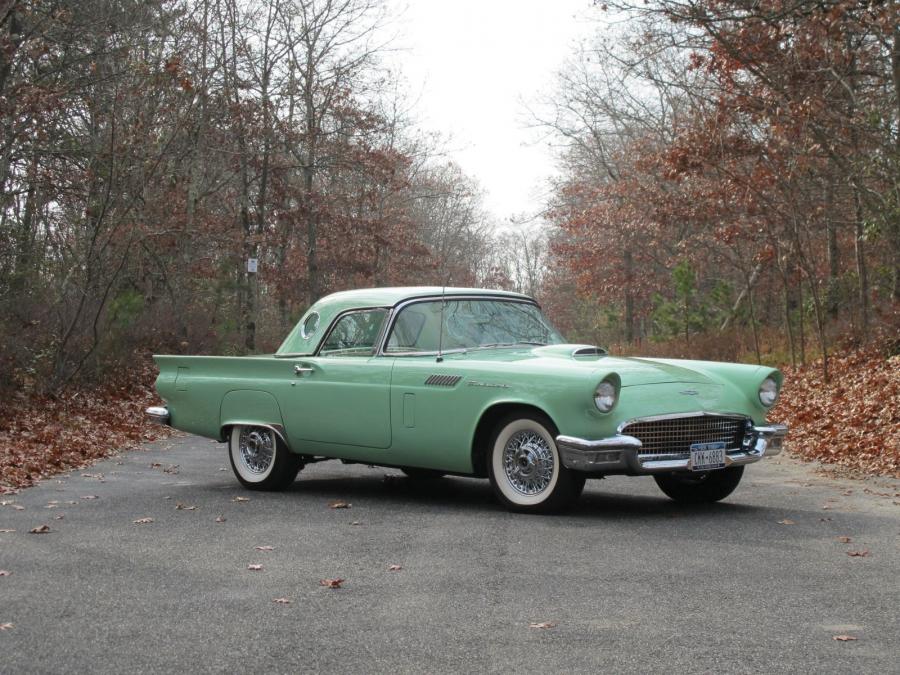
[279,308,393,450]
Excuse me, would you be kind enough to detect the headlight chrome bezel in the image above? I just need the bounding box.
[758,376,779,407]
[594,379,618,413]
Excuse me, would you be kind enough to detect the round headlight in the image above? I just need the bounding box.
[594,381,617,412]
[759,377,779,407]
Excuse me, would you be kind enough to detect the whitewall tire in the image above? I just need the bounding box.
[487,412,584,513]
[228,425,301,491]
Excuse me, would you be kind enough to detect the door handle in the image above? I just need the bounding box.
[294,364,314,376]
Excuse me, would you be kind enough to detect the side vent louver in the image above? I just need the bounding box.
[424,374,462,387]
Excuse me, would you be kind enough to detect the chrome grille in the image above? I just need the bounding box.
[622,415,747,457]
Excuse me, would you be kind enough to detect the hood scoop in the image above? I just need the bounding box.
[531,344,608,360]
[572,346,607,357]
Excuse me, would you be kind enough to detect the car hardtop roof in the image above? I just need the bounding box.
[276,287,538,356]
[314,286,535,310]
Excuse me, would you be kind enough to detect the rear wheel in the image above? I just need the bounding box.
[228,425,302,491]
[487,412,584,513]
[653,466,744,504]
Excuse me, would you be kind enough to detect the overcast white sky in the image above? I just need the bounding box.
[388,1,597,224]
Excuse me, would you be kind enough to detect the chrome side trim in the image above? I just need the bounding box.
[146,406,170,425]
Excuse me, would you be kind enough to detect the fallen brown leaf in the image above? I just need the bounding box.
[0,529,15,533]
[836,536,852,543]
[11,505,24,511]
[0,623,13,631]
[388,564,402,571]
[133,517,154,525]
[0,570,10,576]
[272,597,291,604]
[846,550,870,557]
[777,519,795,525]
[233,496,250,503]
[80,495,98,500]
[29,525,50,534]
[328,500,351,509]
[175,503,197,511]
[215,515,226,523]
[163,465,179,474]
[53,515,64,520]
[529,621,557,629]
[254,545,274,551]
[832,635,858,641]
[247,564,264,571]
[349,521,362,526]
[320,578,344,588]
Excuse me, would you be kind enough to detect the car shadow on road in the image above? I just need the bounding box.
[575,489,768,520]
[284,472,781,521]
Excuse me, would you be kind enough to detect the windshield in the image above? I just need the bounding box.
[385,299,565,354]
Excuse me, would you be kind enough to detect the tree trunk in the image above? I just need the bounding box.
[852,188,869,339]
[623,248,634,343]
[825,179,840,318]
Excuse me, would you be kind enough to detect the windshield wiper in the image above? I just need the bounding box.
[472,341,547,351]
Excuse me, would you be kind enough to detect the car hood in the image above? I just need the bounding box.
[443,344,716,386]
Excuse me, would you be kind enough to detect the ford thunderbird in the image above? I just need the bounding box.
[147,287,787,512]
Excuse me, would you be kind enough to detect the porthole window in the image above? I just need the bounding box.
[300,312,319,339]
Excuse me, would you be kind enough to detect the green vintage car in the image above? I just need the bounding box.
[147,287,787,512]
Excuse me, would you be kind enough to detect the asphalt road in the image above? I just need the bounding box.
[2,434,899,674]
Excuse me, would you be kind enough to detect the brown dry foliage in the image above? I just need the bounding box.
[772,346,899,478]
[0,357,172,491]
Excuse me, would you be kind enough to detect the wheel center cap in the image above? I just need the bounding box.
[246,433,263,457]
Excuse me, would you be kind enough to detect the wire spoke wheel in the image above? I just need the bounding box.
[502,430,555,496]
[238,427,276,474]
[229,424,301,491]
[488,412,583,513]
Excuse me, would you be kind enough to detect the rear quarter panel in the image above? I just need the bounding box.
[154,355,288,440]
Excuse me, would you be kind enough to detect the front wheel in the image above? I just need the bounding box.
[653,466,744,504]
[487,412,584,513]
[228,425,302,491]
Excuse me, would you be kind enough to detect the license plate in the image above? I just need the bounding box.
[690,442,726,471]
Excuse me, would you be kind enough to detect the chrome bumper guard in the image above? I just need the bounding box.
[146,406,170,425]
[556,423,788,474]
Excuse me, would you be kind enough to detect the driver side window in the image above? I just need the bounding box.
[319,309,387,357]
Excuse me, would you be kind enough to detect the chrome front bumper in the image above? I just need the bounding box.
[556,423,788,474]
[146,406,170,425]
